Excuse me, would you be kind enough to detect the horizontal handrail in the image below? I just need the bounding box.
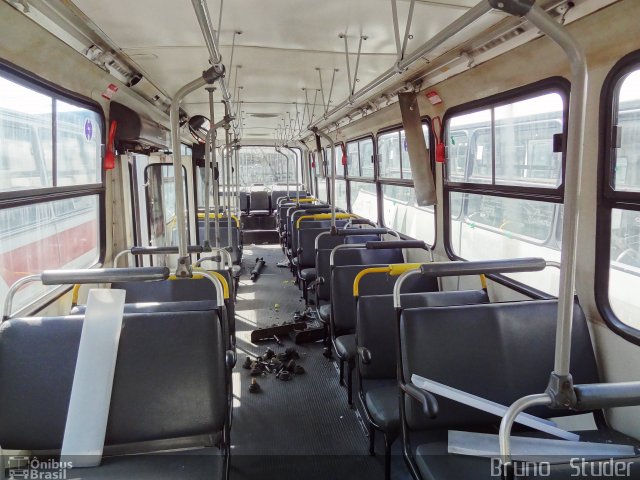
[393,258,547,309]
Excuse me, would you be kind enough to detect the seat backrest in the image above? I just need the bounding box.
[272,190,306,208]
[112,275,235,346]
[288,208,333,249]
[333,246,404,267]
[0,310,228,451]
[298,227,332,269]
[345,234,381,244]
[240,191,249,212]
[250,190,270,211]
[357,290,489,381]
[282,204,321,243]
[315,235,348,300]
[400,300,600,431]
[331,263,439,336]
[198,223,242,264]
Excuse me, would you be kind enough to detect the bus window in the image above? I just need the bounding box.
[347,141,360,177]
[378,130,402,179]
[359,138,375,178]
[334,178,348,210]
[0,75,53,191]
[445,80,567,296]
[350,181,377,222]
[56,100,102,186]
[599,65,640,336]
[145,164,189,254]
[0,67,104,315]
[382,184,435,247]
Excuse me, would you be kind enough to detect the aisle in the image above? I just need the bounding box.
[229,244,392,479]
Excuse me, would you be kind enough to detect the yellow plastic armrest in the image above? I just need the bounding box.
[71,284,81,306]
[169,270,230,300]
[388,263,423,276]
[353,267,391,298]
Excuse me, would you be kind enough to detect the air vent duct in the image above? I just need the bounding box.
[110,102,170,151]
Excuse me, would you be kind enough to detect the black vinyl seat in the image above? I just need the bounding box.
[249,190,270,212]
[398,300,639,480]
[112,275,236,349]
[0,309,232,479]
[330,248,439,407]
[356,290,490,480]
[198,219,243,265]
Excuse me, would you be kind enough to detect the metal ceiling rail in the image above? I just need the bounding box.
[191,0,231,102]
[304,0,493,135]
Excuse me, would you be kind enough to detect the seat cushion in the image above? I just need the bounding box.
[300,268,317,282]
[364,382,400,435]
[335,334,356,362]
[318,304,331,323]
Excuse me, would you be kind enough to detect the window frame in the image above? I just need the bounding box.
[595,50,640,345]
[375,119,436,243]
[0,59,106,315]
[443,77,570,300]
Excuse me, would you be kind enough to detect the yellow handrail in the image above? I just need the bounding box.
[296,197,316,203]
[71,284,81,306]
[296,212,357,229]
[169,270,230,300]
[197,212,240,228]
[352,263,423,297]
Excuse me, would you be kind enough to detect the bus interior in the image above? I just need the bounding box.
[1,0,640,479]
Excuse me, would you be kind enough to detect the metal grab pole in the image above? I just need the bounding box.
[276,148,290,198]
[523,4,588,380]
[203,127,212,249]
[223,104,233,249]
[284,146,300,204]
[315,130,336,230]
[208,89,221,250]
[170,68,221,275]
[234,141,240,217]
[493,0,588,467]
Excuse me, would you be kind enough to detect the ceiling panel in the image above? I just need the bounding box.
[71,0,502,139]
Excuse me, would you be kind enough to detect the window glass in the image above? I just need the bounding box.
[494,93,563,187]
[336,146,345,177]
[347,142,360,177]
[145,164,189,250]
[378,131,402,179]
[450,191,561,295]
[0,195,100,313]
[447,131,469,182]
[608,208,640,330]
[334,178,348,210]
[447,92,564,188]
[0,76,53,191]
[56,100,102,186]
[383,184,435,246]
[360,138,375,178]
[316,176,328,203]
[613,70,640,192]
[237,146,302,188]
[351,181,377,222]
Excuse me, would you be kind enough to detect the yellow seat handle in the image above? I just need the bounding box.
[71,284,81,306]
[197,213,240,228]
[169,270,230,300]
[296,213,357,229]
[352,263,423,297]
